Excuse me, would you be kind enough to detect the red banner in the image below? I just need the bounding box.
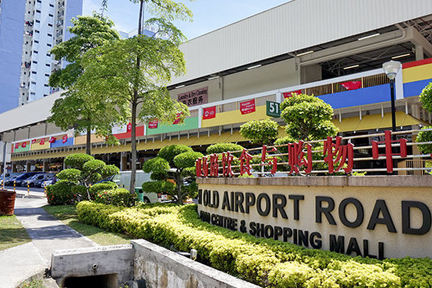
[32,139,36,144]
[203,106,216,120]
[14,143,19,149]
[173,113,183,125]
[148,119,158,129]
[62,135,68,143]
[22,142,26,148]
[49,137,56,144]
[240,99,256,115]
[283,90,302,98]
[126,123,132,132]
[40,138,45,145]
[341,81,361,90]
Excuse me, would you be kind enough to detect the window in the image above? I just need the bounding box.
[34,40,39,43]
[45,63,50,67]
[47,43,51,47]
[32,71,36,74]
[47,33,52,37]
[33,50,38,54]
[45,74,49,77]
[32,61,37,64]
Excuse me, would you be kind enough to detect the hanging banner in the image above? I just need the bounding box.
[203,106,216,120]
[40,138,45,145]
[173,113,183,125]
[240,99,256,115]
[32,139,36,144]
[62,135,68,143]
[178,87,208,107]
[127,123,132,132]
[341,81,362,90]
[49,137,57,144]
[148,119,158,129]
[283,90,302,98]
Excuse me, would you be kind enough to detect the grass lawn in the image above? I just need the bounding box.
[0,215,31,251]
[43,205,130,246]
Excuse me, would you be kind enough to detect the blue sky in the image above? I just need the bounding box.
[82,0,290,40]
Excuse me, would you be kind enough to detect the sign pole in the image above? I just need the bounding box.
[2,141,6,190]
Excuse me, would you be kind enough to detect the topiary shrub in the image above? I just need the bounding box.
[89,181,118,200]
[173,151,204,169]
[240,119,279,145]
[46,180,77,205]
[416,126,432,154]
[206,142,244,157]
[157,145,193,166]
[94,188,135,207]
[64,153,94,169]
[71,185,87,200]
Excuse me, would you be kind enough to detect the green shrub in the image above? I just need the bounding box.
[94,188,135,207]
[46,180,77,205]
[206,142,244,157]
[71,185,87,200]
[158,145,193,166]
[64,153,94,169]
[416,126,432,154]
[75,202,426,287]
[173,151,204,169]
[57,168,81,183]
[240,119,279,145]
[89,181,117,199]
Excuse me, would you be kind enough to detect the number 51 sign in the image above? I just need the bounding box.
[266,101,281,117]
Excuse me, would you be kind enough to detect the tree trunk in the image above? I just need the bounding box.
[86,124,91,155]
[129,0,145,195]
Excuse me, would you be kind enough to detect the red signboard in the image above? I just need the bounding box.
[203,106,216,120]
[148,119,158,129]
[283,90,302,98]
[178,87,208,107]
[62,135,68,144]
[240,99,256,115]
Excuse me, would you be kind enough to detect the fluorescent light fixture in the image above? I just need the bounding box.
[358,33,380,41]
[208,76,219,80]
[296,50,314,57]
[247,64,262,70]
[175,85,185,89]
[392,53,410,59]
[343,64,359,70]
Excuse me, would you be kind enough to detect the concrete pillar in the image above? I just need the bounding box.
[26,161,30,172]
[12,163,17,173]
[43,160,49,172]
[120,152,128,171]
[416,45,424,61]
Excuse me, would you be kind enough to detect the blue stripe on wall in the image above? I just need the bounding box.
[50,138,74,148]
[318,84,390,109]
[403,78,432,98]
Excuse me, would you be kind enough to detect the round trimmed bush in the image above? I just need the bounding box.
[46,180,77,205]
[64,153,94,169]
[94,188,135,207]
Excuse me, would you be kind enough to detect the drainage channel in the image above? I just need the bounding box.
[62,273,117,288]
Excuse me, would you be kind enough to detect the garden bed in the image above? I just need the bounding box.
[76,201,432,287]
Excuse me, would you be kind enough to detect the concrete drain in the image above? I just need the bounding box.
[62,273,117,288]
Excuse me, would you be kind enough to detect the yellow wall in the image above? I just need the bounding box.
[402,63,432,83]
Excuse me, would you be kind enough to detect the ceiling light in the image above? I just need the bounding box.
[296,50,314,57]
[247,64,262,70]
[358,33,380,41]
[208,76,219,80]
[392,53,410,59]
[343,64,359,70]
[175,85,185,89]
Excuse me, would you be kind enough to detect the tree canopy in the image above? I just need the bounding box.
[240,119,279,145]
[48,14,124,154]
[280,94,338,141]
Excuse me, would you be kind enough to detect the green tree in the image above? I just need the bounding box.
[77,16,191,194]
[48,14,124,155]
[280,94,338,141]
[240,119,279,145]
[142,145,202,204]
[417,82,432,153]
[57,153,119,200]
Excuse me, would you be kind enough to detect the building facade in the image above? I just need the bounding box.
[0,0,82,114]
[1,0,432,173]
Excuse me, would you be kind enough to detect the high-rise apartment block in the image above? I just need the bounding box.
[0,0,82,114]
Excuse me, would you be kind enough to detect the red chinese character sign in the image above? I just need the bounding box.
[261,145,278,174]
[323,136,354,173]
[372,130,407,173]
[288,141,313,174]
[239,149,253,175]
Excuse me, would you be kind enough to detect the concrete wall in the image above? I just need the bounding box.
[132,239,259,288]
[197,176,432,259]
[51,240,259,288]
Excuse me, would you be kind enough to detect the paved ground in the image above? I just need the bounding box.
[0,190,98,288]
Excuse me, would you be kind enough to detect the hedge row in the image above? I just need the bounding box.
[76,202,432,287]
